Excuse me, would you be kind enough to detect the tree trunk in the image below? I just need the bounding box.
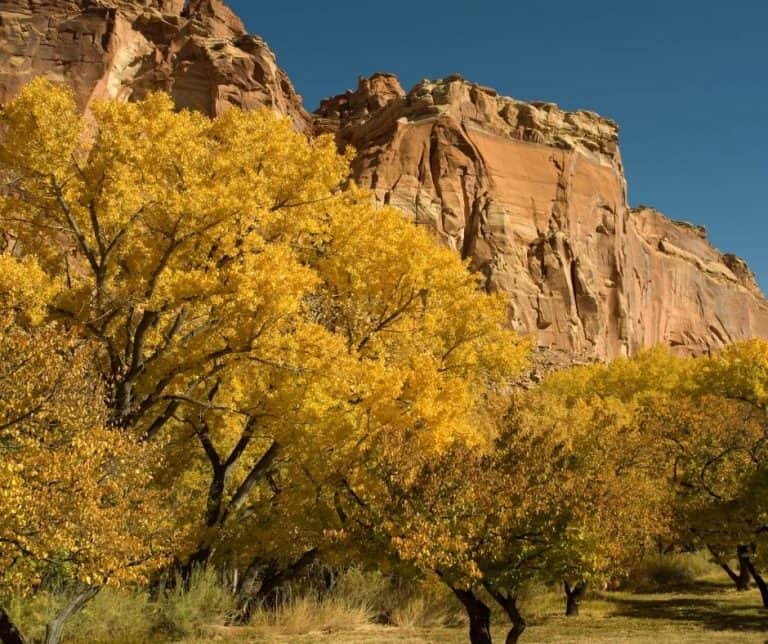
[735,545,752,591]
[0,606,26,644]
[451,588,493,644]
[708,544,751,591]
[484,584,526,644]
[166,546,213,591]
[714,556,741,588]
[233,556,264,624]
[753,571,768,608]
[743,553,768,608]
[234,548,319,624]
[44,586,100,644]
[742,548,768,608]
[564,581,586,617]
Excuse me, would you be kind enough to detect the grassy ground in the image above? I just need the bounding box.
[10,558,768,642]
[195,582,768,643]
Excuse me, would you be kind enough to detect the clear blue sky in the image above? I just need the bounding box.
[229,0,768,289]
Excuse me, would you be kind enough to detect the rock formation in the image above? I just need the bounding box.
[1,1,766,360]
[0,0,311,130]
[317,74,768,359]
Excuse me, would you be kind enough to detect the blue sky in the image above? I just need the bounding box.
[229,0,768,289]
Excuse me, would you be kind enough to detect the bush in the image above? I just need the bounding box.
[246,567,464,635]
[6,591,63,643]
[152,567,235,640]
[69,587,153,644]
[331,569,463,629]
[390,590,464,629]
[4,568,237,643]
[6,566,469,640]
[623,552,721,592]
[249,594,373,636]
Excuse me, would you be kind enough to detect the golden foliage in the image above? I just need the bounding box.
[0,79,530,580]
[0,262,171,591]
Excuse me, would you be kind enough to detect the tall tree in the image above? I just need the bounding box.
[0,79,529,605]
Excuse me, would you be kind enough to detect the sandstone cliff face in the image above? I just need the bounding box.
[1,0,765,360]
[317,74,768,359]
[0,0,311,130]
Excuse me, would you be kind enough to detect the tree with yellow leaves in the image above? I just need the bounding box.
[649,341,768,605]
[0,255,172,644]
[0,78,358,590]
[0,79,530,617]
[524,349,687,614]
[533,344,768,610]
[362,349,681,644]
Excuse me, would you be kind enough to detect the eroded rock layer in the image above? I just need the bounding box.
[0,0,311,130]
[317,74,768,359]
[1,1,765,360]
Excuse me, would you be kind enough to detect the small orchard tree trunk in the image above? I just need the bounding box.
[234,556,264,624]
[743,553,768,609]
[44,586,100,644]
[502,600,526,644]
[233,548,319,625]
[564,581,586,617]
[0,606,27,644]
[714,556,741,588]
[753,573,768,608]
[484,584,526,644]
[178,546,212,587]
[736,545,752,591]
[708,544,751,591]
[451,588,493,644]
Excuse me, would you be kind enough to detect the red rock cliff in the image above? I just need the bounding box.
[316,74,768,359]
[0,0,311,130]
[1,1,766,360]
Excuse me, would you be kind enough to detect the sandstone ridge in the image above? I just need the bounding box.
[0,0,765,360]
[317,74,768,359]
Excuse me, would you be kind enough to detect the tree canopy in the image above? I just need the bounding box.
[3,78,768,644]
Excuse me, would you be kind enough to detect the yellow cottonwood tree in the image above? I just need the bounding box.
[0,79,352,578]
[0,79,530,615]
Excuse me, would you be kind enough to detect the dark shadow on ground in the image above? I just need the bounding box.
[622,580,736,595]
[605,592,768,633]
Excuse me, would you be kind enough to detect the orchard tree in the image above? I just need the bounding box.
[0,255,172,644]
[361,350,680,644]
[646,392,766,593]
[498,351,681,637]
[647,341,768,604]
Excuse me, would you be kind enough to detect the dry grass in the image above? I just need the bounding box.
[247,595,374,637]
[8,559,768,643]
[193,582,768,643]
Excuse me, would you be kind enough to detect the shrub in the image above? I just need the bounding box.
[623,552,720,592]
[70,587,153,644]
[152,567,235,640]
[5,591,63,643]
